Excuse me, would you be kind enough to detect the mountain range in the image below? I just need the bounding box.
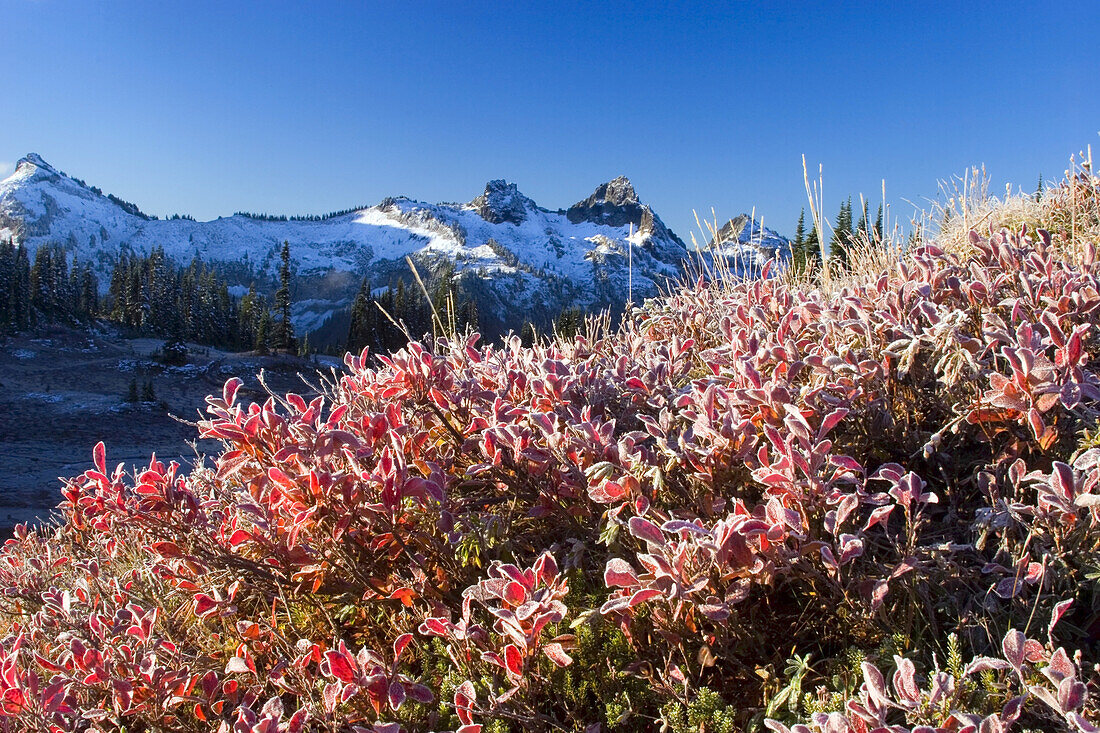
[0,154,790,341]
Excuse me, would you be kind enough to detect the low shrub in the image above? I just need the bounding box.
[0,175,1098,731]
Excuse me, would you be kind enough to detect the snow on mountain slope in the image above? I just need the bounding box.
[0,154,789,339]
[702,214,792,274]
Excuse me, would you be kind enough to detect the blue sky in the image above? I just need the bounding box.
[1,1,1098,240]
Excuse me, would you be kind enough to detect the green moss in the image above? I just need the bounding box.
[660,687,739,733]
[555,615,651,728]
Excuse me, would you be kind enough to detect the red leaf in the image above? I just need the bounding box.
[627,516,665,547]
[33,652,63,673]
[861,662,889,711]
[393,632,414,662]
[1067,329,1082,365]
[406,683,433,704]
[1058,677,1087,712]
[151,541,182,558]
[502,581,527,605]
[324,650,357,683]
[862,505,894,532]
[1048,599,1073,645]
[419,617,450,637]
[589,480,626,503]
[193,594,218,618]
[268,467,296,489]
[223,377,243,406]
[228,529,251,548]
[388,587,417,607]
[628,589,662,607]
[503,644,524,678]
[1001,629,1025,674]
[533,551,558,585]
[818,408,849,438]
[454,680,476,725]
[93,441,106,475]
[603,558,638,588]
[224,656,251,674]
[236,621,262,640]
[892,656,919,703]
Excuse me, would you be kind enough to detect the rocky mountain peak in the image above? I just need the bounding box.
[592,176,638,207]
[711,215,754,245]
[469,179,536,226]
[704,214,791,268]
[12,153,59,179]
[709,214,789,248]
[567,176,657,231]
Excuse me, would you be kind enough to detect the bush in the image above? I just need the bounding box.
[158,339,190,366]
[0,176,1098,731]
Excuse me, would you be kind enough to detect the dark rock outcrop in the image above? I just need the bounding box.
[469,180,535,226]
[566,176,643,228]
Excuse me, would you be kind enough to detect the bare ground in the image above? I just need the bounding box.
[0,325,343,537]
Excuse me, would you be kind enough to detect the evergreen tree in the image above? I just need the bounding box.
[874,203,884,245]
[217,280,234,346]
[67,256,83,320]
[554,307,584,339]
[126,262,144,329]
[519,321,537,347]
[0,239,14,331]
[30,246,54,318]
[238,283,257,349]
[14,245,31,330]
[100,250,255,350]
[804,224,821,267]
[1036,173,1044,202]
[347,278,376,353]
[51,247,70,318]
[829,198,854,270]
[274,241,294,351]
[108,253,128,322]
[254,300,273,355]
[456,294,479,333]
[791,209,806,268]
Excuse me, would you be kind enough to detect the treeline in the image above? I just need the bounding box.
[791,198,884,271]
[519,306,585,346]
[106,193,155,221]
[234,205,370,223]
[5,236,593,357]
[107,247,244,347]
[346,263,479,353]
[345,262,589,354]
[0,238,297,355]
[0,240,98,332]
[107,242,295,352]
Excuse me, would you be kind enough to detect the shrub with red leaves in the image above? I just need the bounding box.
[0,217,1098,731]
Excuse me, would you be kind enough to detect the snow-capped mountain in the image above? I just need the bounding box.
[702,214,791,273]
[0,154,789,339]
